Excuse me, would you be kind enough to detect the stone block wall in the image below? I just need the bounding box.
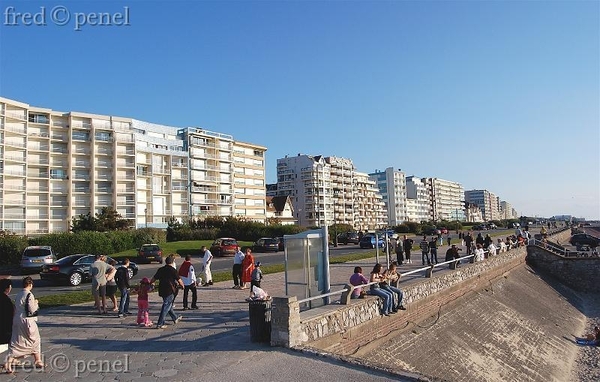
[526,246,600,292]
[272,245,529,349]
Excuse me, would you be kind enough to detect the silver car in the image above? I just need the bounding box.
[20,246,57,273]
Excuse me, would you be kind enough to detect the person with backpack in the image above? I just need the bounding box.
[115,258,132,318]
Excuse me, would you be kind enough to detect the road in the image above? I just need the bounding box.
[6,227,533,298]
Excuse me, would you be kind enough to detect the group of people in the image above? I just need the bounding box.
[349,262,406,316]
[231,247,263,298]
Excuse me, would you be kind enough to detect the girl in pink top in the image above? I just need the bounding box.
[136,278,154,327]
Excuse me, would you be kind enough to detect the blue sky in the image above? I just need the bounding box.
[1,0,598,219]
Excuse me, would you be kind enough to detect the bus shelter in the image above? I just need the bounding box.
[283,228,331,310]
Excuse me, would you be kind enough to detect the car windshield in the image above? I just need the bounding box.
[222,239,237,246]
[23,248,52,257]
[264,239,278,245]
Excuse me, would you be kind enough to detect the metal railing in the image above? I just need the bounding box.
[296,246,504,307]
[529,238,598,258]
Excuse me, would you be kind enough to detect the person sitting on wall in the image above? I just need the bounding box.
[349,266,369,299]
[445,244,462,269]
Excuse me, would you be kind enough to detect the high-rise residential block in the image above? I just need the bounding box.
[368,167,407,226]
[275,154,386,230]
[464,189,500,221]
[0,97,266,234]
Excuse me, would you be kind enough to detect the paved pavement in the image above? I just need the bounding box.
[2,246,451,382]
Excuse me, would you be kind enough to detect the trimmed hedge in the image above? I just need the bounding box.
[0,228,167,266]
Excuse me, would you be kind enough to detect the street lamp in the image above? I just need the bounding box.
[144,208,148,228]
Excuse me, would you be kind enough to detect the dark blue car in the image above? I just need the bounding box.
[359,234,386,249]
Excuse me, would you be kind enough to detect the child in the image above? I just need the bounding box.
[250,261,263,297]
[135,277,154,327]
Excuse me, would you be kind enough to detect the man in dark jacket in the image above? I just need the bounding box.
[403,235,413,264]
[115,258,131,318]
[151,256,185,329]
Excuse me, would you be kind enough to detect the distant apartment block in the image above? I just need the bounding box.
[0,97,266,235]
[369,167,408,226]
[275,154,386,230]
[464,189,500,221]
[500,201,518,220]
[405,176,430,222]
[424,177,465,222]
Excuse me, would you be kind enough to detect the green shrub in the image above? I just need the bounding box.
[0,233,28,266]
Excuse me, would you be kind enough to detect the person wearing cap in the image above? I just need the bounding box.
[445,244,462,269]
[249,261,263,297]
[150,256,185,329]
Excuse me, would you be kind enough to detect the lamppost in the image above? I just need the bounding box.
[144,208,148,228]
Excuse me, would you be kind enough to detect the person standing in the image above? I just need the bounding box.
[232,246,245,289]
[395,238,404,265]
[464,232,474,257]
[201,246,213,286]
[150,256,185,329]
[429,236,439,264]
[420,236,431,265]
[249,261,263,298]
[403,235,413,264]
[446,234,451,247]
[115,258,132,318]
[106,259,118,312]
[91,254,115,314]
[178,255,198,310]
[0,279,14,356]
[4,277,43,373]
[241,248,255,290]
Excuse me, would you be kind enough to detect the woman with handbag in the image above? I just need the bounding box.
[4,277,44,373]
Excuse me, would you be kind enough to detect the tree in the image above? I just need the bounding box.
[71,208,129,232]
[71,213,96,232]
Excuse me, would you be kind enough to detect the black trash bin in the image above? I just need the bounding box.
[248,299,272,343]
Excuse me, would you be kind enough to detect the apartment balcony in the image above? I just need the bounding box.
[50,133,67,141]
[116,200,136,206]
[50,201,69,207]
[71,122,92,130]
[29,132,50,139]
[95,187,112,193]
[172,185,187,191]
[4,111,27,121]
[171,161,187,168]
[3,213,26,219]
[3,155,26,163]
[73,148,89,155]
[96,161,111,168]
[28,172,49,179]
[115,135,134,143]
[4,141,27,149]
[51,147,68,154]
[73,174,90,180]
[4,125,26,135]
[51,214,67,220]
[116,187,135,193]
[52,121,68,128]
[96,148,113,156]
[26,214,49,220]
[27,200,49,206]
[116,148,135,156]
[72,160,90,167]
[73,187,90,193]
[194,199,218,204]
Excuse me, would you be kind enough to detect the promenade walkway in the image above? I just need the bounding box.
[3,248,447,382]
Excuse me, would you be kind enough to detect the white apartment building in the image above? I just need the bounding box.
[500,201,518,220]
[0,97,266,234]
[368,167,407,226]
[424,177,465,222]
[275,154,386,230]
[405,176,430,222]
[464,189,500,221]
[353,171,387,231]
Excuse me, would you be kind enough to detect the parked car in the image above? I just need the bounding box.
[210,238,239,257]
[439,227,448,234]
[569,233,600,248]
[472,224,487,231]
[337,232,360,245]
[137,244,163,264]
[40,254,139,286]
[359,234,386,249]
[252,237,280,252]
[20,246,57,274]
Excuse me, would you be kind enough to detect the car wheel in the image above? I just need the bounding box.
[69,272,83,286]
